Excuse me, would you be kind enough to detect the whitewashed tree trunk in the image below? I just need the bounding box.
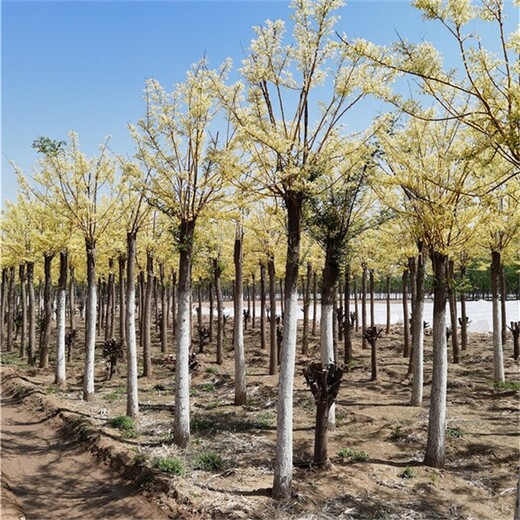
[234,225,246,405]
[126,232,139,418]
[320,302,336,428]
[213,258,224,365]
[27,262,36,365]
[320,240,340,429]
[273,195,301,500]
[39,256,53,368]
[69,266,76,332]
[424,250,448,468]
[491,250,505,383]
[18,264,27,358]
[83,242,97,401]
[268,255,278,375]
[142,252,153,377]
[411,245,425,406]
[174,221,195,448]
[118,255,126,346]
[55,250,68,386]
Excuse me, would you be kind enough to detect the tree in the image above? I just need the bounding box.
[233,222,247,405]
[305,138,377,426]
[113,160,152,418]
[1,198,36,362]
[376,112,482,468]
[476,172,520,382]
[131,60,229,447]
[27,133,117,401]
[218,0,371,497]
[345,0,519,180]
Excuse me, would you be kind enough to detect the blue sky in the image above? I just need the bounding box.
[1,0,516,205]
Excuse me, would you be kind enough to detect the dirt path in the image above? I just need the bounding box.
[0,390,170,520]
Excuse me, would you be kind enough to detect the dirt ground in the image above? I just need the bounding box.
[1,315,519,520]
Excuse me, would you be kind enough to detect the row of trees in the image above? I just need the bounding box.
[2,0,519,500]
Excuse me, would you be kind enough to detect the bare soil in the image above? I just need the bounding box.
[1,318,519,520]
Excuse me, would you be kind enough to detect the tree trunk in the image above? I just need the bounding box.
[279,279,285,320]
[174,220,195,448]
[448,259,459,364]
[302,262,312,355]
[344,266,353,366]
[365,329,380,382]
[460,265,468,352]
[69,266,76,333]
[213,258,224,365]
[314,398,329,467]
[353,277,359,331]
[159,263,168,353]
[385,275,391,335]
[233,225,246,406]
[273,193,302,500]
[312,271,318,336]
[0,268,7,351]
[411,245,425,406]
[26,262,36,365]
[337,284,343,343]
[104,259,115,341]
[39,256,53,367]
[320,238,340,428]
[268,255,277,375]
[18,264,27,358]
[118,255,126,347]
[98,277,105,338]
[407,257,417,375]
[55,250,68,386]
[260,263,267,351]
[138,271,145,348]
[104,276,112,341]
[142,252,154,377]
[499,263,507,347]
[304,363,343,469]
[510,322,520,360]
[402,269,410,358]
[208,280,214,343]
[246,280,251,331]
[83,241,97,401]
[369,270,375,328]
[491,250,505,383]
[126,232,139,418]
[332,288,339,362]
[197,278,203,344]
[361,266,367,349]
[251,274,256,329]
[424,250,449,468]
[5,267,14,353]
[171,271,177,337]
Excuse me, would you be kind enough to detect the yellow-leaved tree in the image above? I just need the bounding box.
[217,0,375,497]
[130,59,230,447]
[346,0,519,176]
[22,133,118,400]
[376,111,484,468]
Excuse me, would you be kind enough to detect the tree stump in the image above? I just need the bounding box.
[363,326,383,381]
[508,322,520,360]
[102,338,124,380]
[303,362,344,468]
